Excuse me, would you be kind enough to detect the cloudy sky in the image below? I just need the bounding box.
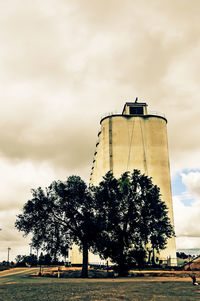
[0,0,200,262]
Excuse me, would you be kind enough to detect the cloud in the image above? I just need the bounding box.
[0,158,66,262]
[0,207,30,262]
[0,0,199,174]
[173,171,200,248]
[181,172,200,199]
[0,0,200,258]
[0,158,65,210]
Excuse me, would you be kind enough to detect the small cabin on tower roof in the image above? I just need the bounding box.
[122,102,148,115]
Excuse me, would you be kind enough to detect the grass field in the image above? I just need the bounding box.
[0,278,200,301]
[1,268,200,300]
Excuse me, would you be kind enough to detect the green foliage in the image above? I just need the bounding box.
[38,252,54,265]
[15,169,174,277]
[51,176,98,277]
[176,252,188,259]
[15,176,97,278]
[15,187,70,261]
[52,176,97,248]
[15,254,38,267]
[93,170,174,275]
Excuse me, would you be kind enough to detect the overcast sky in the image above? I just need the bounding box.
[0,0,200,262]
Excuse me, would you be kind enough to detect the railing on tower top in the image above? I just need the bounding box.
[100,110,166,121]
[148,110,166,118]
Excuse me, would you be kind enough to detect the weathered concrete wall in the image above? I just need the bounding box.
[69,244,81,264]
[90,114,177,265]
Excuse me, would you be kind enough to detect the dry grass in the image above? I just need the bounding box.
[0,278,200,300]
[35,266,200,280]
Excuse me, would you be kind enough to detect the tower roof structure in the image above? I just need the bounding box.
[122,101,148,115]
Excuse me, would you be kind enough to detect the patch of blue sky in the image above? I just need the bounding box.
[182,200,194,207]
[178,193,195,207]
[171,172,186,196]
[171,169,200,207]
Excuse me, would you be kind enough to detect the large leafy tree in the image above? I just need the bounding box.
[51,175,97,277]
[15,176,97,278]
[15,187,70,261]
[16,170,174,278]
[93,170,174,276]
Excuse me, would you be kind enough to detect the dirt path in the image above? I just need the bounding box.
[0,267,39,277]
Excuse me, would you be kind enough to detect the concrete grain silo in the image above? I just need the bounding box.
[90,101,177,266]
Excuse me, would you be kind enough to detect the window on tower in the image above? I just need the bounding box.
[129,106,144,115]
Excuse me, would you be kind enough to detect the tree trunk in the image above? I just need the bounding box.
[81,241,88,278]
[118,250,129,276]
[118,264,128,277]
[118,238,128,277]
[152,248,155,265]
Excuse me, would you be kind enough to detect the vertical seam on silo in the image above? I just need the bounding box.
[140,119,148,175]
[126,118,135,171]
[109,117,113,172]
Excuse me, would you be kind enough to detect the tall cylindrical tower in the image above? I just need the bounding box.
[90,102,177,265]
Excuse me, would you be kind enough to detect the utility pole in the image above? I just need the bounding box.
[30,244,32,255]
[7,247,11,265]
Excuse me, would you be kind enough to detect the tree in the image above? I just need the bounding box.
[51,176,97,277]
[176,252,188,259]
[15,187,70,263]
[15,254,38,267]
[15,176,97,278]
[93,170,175,276]
[15,170,174,278]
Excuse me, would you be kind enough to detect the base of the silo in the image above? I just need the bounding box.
[69,244,177,267]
